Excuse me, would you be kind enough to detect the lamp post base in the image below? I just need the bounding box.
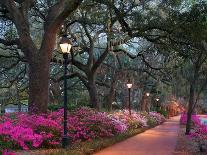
[62,136,70,148]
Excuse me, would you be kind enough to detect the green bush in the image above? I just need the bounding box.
[48,103,78,111]
[0,136,14,155]
[48,94,90,111]
[157,109,168,117]
[146,117,157,127]
[48,104,63,111]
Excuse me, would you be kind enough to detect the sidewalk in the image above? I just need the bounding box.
[94,116,180,155]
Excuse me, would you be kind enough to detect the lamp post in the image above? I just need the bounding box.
[156,98,160,111]
[146,93,150,111]
[126,80,132,115]
[59,34,72,148]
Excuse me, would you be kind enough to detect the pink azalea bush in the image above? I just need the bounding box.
[109,110,148,129]
[0,112,62,148]
[180,113,207,148]
[189,124,207,141]
[67,108,127,142]
[180,113,200,126]
[148,112,166,125]
[189,124,207,149]
[0,121,42,154]
[139,111,165,126]
[0,108,165,154]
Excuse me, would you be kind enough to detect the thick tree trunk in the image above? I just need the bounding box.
[140,93,147,111]
[185,64,199,135]
[88,77,100,110]
[28,55,50,113]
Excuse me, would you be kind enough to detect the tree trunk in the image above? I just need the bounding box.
[185,63,200,135]
[50,81,62,104]
[185,80,195,135]
[106,79,116,111]
[140,93,147,111]
[28,55,50,113]
[88,77,100,110]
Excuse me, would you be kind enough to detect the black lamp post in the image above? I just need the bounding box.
[146,92,150,111]
[156,98,160,111]
[126,79,132,115]
[59,34,72,148]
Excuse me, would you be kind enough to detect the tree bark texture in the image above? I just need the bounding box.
[88,79,100,110]
[140,93,147,111]
[185,66,199,135]
[185,80,195,135]
[28,55,50,113]
[106,77,116,111]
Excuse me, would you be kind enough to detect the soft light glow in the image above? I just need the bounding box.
[127,83,132,89]
[146,93,150,96]
[156,98,159,101]
[60,43,72,53]
[59,35,72,53]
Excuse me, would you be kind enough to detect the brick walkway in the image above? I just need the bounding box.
[94,116,180,155]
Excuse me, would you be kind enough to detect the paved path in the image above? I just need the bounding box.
[94,116,180,155]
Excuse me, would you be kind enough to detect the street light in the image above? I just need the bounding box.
[146,92,150,111]
[126,79,132,115]
[156,98,160,111]
[59,34,72,148]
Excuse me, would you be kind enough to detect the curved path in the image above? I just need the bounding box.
[94,116,180,155]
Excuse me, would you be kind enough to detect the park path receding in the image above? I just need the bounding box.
[94,116,180,155]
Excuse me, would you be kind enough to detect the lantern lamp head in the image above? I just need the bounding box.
[127,79,132,89]
[59,35,72,54]
[146,93,150,96]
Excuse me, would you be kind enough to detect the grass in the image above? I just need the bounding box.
[16,127,150,155]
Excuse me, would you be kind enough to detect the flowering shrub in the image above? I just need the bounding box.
[0,121,42,155]
[0,108,165,154]
[16,114,62,148]
[180,113,207,149]
[189,124,207,141]
[109,110,148,129]
[188,122,207,150]
[180,113,200,126]
[148,112,166,125]
[67,108,127,142]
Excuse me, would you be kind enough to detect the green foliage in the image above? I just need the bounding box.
[157,109,168,118]
[146,117,157,127]
[167,0,182,6]
[48,104,63,111]
[48,101,90,111]
[0,136,14,155]
[139,111,156,126]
